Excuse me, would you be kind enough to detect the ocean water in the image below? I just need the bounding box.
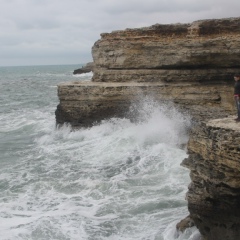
[0,65,200,240]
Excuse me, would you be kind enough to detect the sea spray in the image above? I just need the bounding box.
[0,65,199,240]
[128,97,191,148]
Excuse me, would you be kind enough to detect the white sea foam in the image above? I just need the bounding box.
[163,221,201,240]
[0,65,199,240]
[72,71,93,79]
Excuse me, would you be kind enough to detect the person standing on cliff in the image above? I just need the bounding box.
[234,73,240,122]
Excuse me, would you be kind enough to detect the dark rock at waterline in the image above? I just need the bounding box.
[176,215,195,232]
[73,62,94,75]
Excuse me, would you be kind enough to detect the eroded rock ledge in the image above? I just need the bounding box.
[56,17,240,239]
[56,81,232,126]
[182,117,240,240]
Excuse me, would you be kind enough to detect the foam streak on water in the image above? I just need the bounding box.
[0,65,199,240]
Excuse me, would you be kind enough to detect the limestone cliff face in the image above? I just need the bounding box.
[92,18,240,83]
[56,81,233,126]
[56,17,240,126]
[182,117,240,240]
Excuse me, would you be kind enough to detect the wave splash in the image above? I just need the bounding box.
[0,97,199,240]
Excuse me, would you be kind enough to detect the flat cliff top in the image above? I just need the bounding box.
[100,17,240,39]
[207,116,240,131]
[58,81,193,87]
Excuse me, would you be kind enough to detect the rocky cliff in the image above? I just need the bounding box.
[182,117,240,240]
[92,18,240,83]
[56,18,240,126]
[56,17,240,239]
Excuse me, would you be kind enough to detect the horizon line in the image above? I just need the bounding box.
[0,63,90,68]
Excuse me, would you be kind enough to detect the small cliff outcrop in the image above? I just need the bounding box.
[56,17,240,239]
[182,117,240,240]
[73,62,94,75]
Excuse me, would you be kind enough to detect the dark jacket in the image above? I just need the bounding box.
[234,81,240,95]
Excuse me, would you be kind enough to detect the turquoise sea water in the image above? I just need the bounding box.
[0,65,200,240]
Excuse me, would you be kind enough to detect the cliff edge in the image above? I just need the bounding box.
[182,117,240,240]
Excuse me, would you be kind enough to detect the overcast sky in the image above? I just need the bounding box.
[1,0,240,66]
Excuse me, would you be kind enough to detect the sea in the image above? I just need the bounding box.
[0,64,200,240]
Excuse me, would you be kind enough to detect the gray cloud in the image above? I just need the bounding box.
[0,0,240,66]
[103,0,211,14]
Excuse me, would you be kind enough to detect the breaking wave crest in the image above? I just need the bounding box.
[0,66,199,239]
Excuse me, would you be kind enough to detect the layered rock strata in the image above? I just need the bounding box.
[182,117,240,240]
[92,18,240,83]
[56,81,233,126]
[56,17,240,126]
